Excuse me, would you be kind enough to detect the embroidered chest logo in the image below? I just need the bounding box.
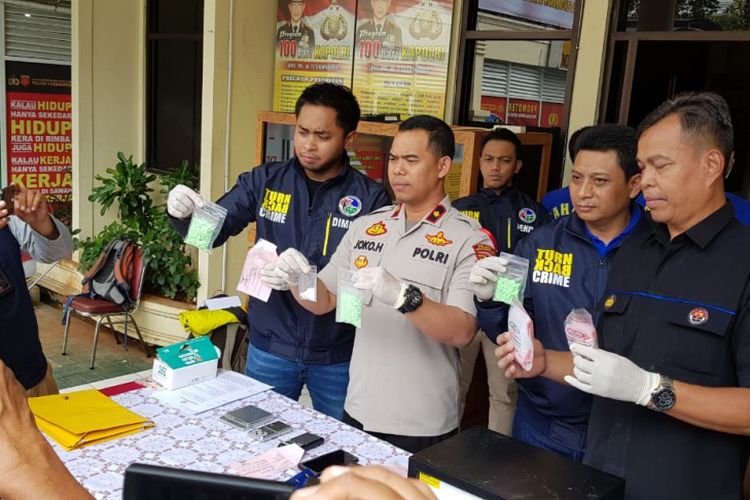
[259,188,291,224]
[338,195,362,217]
[425,231,452,246]
[532,249,573,288]
[688,307,709,326]
[365,221,387,236]
[518,208,537,224]
[354,255,368,269]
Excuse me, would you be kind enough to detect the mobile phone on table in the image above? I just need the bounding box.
[1,185,17,215]
[220,404,274,429]
[298,450,359,475]
[279,432,324,451]
[249,420,293,442]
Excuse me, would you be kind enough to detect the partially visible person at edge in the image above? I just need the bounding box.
[470,124,646,462]
[0,185,72,396]
[167,83,391,420]
[451,128,549,436]
[497,92,750,499]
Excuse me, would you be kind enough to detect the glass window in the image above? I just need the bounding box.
[474,0,577,30]
[146,0,204,173]
[617,0,750,32]
[467,40,568,127]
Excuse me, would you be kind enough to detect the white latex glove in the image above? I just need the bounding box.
[167,184,204,219]
[353,267,404,307]
[469,256,508,301]
[273,248,311,285]
[564,343,660,406]
[259,262,289,291]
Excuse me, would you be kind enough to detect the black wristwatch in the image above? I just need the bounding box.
[397,284,424,314]
[647,375,676,412]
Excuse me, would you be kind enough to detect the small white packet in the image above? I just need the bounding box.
[564,308,598,348]
[298,265,318,302]
[508,298,535,371]
[336,269,363,328]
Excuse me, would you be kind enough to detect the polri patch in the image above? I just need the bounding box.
[354,255,368,269]
[365,221,387,236]
[472,243,494,260]
[688,307,708,326]
[425,231,453,246]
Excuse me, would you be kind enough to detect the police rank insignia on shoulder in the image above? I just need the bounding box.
[425,204,447,223]
[365,221,387,236]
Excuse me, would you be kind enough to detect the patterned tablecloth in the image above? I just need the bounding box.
[53,381,411,500]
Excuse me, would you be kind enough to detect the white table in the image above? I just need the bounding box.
[55,374,411,500]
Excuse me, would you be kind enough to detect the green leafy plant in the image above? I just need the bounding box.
[75,153,200,301]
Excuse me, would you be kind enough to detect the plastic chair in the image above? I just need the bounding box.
[61,247,150,369]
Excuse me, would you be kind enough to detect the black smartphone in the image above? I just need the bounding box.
[279,432,324,451]
[298,450,359,475]
[1,185,16,215]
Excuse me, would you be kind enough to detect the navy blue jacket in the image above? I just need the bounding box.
[0,228,47,388]
[452,186,549,254]
[173,156,391,364]
[476,206,649,426]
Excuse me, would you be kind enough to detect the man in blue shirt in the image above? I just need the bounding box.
[469,124,647,461]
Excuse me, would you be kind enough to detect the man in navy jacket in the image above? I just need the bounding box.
[452,128,549,435]
[168,83,391,419]
[469,125,647,461]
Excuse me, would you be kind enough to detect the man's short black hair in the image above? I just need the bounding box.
[574,124,639,179]
[637,91,733,161]
[295,83,360,135]
[568,125,593,161]
[480,128,523,162]
[397,115,455,159]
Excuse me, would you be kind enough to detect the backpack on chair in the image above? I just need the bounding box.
[81,237,138,307]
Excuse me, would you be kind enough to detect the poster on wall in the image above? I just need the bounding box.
[273,0,356,112]
[5,61,72,227]
[352,0,453,118]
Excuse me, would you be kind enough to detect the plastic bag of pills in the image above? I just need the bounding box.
[336,270,363,328]
[184,200,228,253]
[493,252,530,305]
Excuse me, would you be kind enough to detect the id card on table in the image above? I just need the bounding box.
[508,298,535,371]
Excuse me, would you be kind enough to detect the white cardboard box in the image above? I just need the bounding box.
[151,336,220,390]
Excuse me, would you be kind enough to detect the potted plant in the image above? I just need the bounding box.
[75,153,200,301]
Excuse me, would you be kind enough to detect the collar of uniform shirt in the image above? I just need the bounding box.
[582,203,643,257]
[652,201,734,249]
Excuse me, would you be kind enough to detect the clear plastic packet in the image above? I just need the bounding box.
[336,270,363,328]
[236,239,278,302]
[493,252,530,305]
[508,298,535,371]
[564,308,598,348]
[184,200,228,253]
[298,265,318,302]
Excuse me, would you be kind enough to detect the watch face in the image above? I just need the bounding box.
[653,388,676,411]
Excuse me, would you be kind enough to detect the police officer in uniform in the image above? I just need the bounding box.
[265,115,493,453]
[497,93,750,499]
[472,125,646,461]
[277,0,316,59]
[452,128,548,435]
[168,84,390,420]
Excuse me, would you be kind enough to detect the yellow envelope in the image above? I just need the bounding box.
[28,389,154,451]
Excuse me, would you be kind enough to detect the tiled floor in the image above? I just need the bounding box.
[36,301,153,389]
